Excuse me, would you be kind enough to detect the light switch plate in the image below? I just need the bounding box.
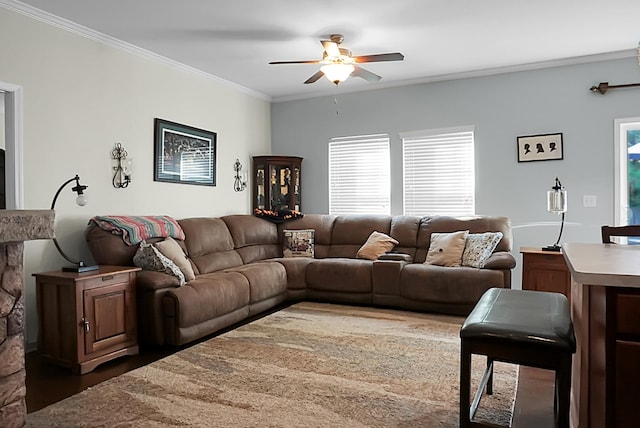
[583,195,597,207]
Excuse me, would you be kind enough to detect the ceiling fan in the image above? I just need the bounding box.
[269,34,404,86]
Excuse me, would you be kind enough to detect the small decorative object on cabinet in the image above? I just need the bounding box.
[520,247,571,304]
[33,265,141,374]
[252,155,303,211]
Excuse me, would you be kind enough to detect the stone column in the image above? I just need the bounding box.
[0,210,54,428]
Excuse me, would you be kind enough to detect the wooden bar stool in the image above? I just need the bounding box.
[459,288,576,428]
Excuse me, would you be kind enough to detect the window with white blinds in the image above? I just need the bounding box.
[329,134,390,214]
[402,127,475,216]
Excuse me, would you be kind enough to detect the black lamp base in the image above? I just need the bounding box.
[542,244,562,252]
[62,263,100,273]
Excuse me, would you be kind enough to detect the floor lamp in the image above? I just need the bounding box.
[51,175,99,272]
[543,177,567,252]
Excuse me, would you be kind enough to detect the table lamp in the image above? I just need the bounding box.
[51,175,99,272]
[543,177,567,252]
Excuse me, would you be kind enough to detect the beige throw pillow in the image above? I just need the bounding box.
[425,230,469,267]
[356,231,399,260]
[154,237,196,281]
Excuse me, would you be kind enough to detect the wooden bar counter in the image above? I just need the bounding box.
[562,243,640,428]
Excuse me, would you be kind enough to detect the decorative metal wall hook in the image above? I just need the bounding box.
[589,81,640,95]
[112,142,132,188]
[233,158,247,192]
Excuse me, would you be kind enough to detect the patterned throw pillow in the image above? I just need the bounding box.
[154,237,196,281]
[425,230,469,267]
[283,229,315,258]
[133,241,186,285]
[462,232,504,268]
[356,231,399,260]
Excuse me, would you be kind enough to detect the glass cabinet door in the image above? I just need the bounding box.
[293,166,301,211]
[252,156,302,212]
[255,164,265,209]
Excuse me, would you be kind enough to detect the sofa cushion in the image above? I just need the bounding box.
[283,229,315,258]
[164,272,250,329]
[416,216,512,263]
[133,241,185,285]
[306,259,372,293]
[389,216,422,261]
[425,230,469,267]
[155,237,196,281]
[400,264,505,305]
[462,232,504,268]
[329,215,393,258]
[179,218,243,274]
[225,262,287,304]
[356,231,399,260]
[222,215,281,264]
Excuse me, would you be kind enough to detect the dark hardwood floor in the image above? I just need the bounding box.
[26,348,556,427]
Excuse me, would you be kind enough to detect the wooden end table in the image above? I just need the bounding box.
[33,265,140,374]
[520,247,571,305]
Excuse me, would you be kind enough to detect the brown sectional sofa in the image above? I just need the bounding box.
[86,214,516,346]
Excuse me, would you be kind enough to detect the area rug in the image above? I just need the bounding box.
[27,302,517,427]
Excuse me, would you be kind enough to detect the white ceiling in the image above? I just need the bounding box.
[6,0,640,101]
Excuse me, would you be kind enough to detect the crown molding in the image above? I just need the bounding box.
[2,0,635,105]
[0,0,271,102]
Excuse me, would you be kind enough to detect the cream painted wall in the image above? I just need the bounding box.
[0,7,271,346]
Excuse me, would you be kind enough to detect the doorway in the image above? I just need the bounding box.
[0,82,24,210]
[1,91,5,209]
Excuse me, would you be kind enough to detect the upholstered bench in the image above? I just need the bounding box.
[459,288,576,428]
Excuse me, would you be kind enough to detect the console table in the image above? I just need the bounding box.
[562,243,640,428]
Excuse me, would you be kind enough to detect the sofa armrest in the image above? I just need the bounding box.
[483,251,517,270]
[378,252,413,262]
[136,270,181,292]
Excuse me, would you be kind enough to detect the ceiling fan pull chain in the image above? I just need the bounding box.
[334,96,339,116]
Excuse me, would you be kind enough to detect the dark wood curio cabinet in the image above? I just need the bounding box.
[252,156,302,212]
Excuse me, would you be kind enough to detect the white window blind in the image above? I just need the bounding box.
[329,134,390,215]
[402,127,475,216]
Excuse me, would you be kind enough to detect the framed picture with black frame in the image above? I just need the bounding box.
[154,118,217,186]
[517,133,563,162]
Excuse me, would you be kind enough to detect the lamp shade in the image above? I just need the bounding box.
[547,179,567,214]
[321,63,355,85]
[543,177,567,252]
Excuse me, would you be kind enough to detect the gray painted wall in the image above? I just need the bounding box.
[271,57,640,288]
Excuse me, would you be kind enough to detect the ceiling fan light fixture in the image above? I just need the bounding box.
[320,63,355,85]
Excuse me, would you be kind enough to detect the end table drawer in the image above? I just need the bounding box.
[82,272,132,289]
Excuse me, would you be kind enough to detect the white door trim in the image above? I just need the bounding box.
[1,80,24,209]
[614,117,640,226]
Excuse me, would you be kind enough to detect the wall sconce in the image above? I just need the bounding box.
[112,142,132,188]
[233,158,247,192]
[543,177,567,252]
[50,175,99,272]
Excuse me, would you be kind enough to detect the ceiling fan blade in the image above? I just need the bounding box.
[304,70,325,84]
[269,60,320,65]
[352,66,381,82]
[354,53,404,63]
[321,40,341,57]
